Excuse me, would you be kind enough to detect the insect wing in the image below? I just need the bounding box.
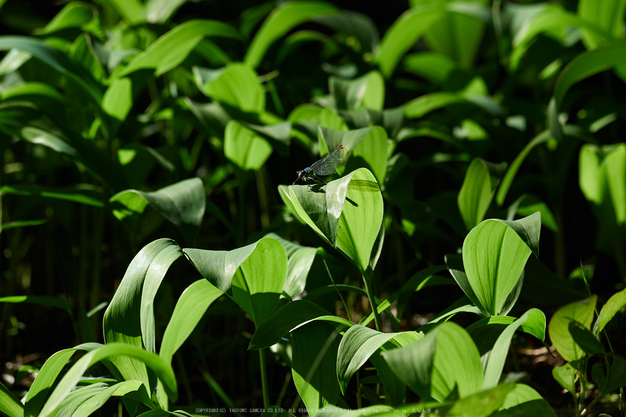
[308,146,347,176]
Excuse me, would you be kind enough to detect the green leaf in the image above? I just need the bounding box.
[105,0,145,24]
[510,4,617,70]
[198,63,265,113]
[483,309,546,388]
[249,300,352,350]
[594,287,626,336]
[552,363,578,393]
[38,2,95,34]
[495,383,557,416]
[266,233,318,300]
[462,214,539,316]
[329,70,384,111]
[24,343,101,417]
[284,168,383,272]
[554,43,626,109]
[230,237,287,326]
[592,355,626,395]
[382,322,483,402]
[103,20,241,122]
[110,177,206,244]
[0,36,101,102]
[1,184,103,207]
[291,322,341,417]
[0,295,71,312]
[224,120,273,170]
[446,383,515,417]
[578,0,626,49]
[0,380,23,417]
[375,5,447,78]
[244,1,339,68]
[57,380,152,417]
[458,158,507,230]
[548,296,597,362]
[157,279,223,406]
[344,126,389,187]
[103,239,183,387]
[568,321,605,355]
[336,325,420,395]
[146,0,188,23]
[412,0,489,69]
[38,343,177,417]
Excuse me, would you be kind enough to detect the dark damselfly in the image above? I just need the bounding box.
[292,145,348,185]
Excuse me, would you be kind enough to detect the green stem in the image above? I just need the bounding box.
[363,269,382,331]
[259,348,270,408]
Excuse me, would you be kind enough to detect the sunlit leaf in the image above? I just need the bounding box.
[548,296,597,362]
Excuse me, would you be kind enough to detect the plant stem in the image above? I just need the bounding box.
[259,348,270,408]
[363,269,382,331]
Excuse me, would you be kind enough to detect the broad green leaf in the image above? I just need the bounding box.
[579,143,626,233]
[0,380,22,417]
[38,343,176,417]
[184,239,266,293]
[592,355,626,395]
[199,63,265,113]
[230,237,287,326]
[375,5,447,78]
[340,106,405,139]
[105,0,145,24]
[578,0,626,49]
[283,166,372,249]
[412,0,489,69]
[402,52,456,85]
[509,194,558,232]
[552,363,578,393]
[0,295,71,312]
[24,343,102,417]
[345,126,388,187]
[146,0,188,23]
[292,322,341,417]
[0,82,65,102]
[57,380,151,417]
[38,2,95,34]
[249,300,352,350]
[446,383,515,417]
[160,280,223,364]
[594,287,626,336]
[458,158,507,230]
[382,322,483,402]
[244,1,338,68]
[467,310,546,363]
[103,239,183,387]
[0,36,101,102]
[109,177,206,244]
[266,233,318,300]
[1,184,103,207]
[336,325,421,394]
[554,43,626,109]
[483,309,546,388]
[224,120,273,170]
[568,322,605,355]
[103,20,241,122]
[157,279,223,406]
[494,383,557,416]
[329,70,384,111]
[511,4,616,70]
[462,214,539,316]
[548,296,597,362]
